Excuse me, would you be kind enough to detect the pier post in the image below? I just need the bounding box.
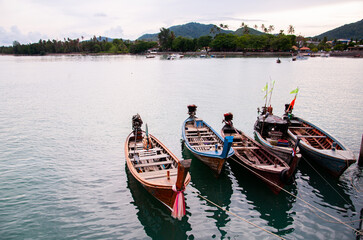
[359,134,363,167]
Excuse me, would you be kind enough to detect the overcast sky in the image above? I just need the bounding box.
[0,0,362,46]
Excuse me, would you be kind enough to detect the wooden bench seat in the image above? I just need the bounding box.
[140,169,178,180]
[133,153,169,161]
[134,160,174,168]
[233,146,259,150]
[134,147,162,153]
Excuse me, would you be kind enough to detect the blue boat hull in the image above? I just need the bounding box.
[288,117,356,177]
[182,117,234,175]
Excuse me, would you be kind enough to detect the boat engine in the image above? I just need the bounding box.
[223,112,233,126]
[187,104,197,118]
[132,114,143,133]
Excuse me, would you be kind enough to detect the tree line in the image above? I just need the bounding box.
[1,24,361,55]
[0,36,158,55]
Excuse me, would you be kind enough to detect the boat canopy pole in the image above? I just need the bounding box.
[220,136,234,158]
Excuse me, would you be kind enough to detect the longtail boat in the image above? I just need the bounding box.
[254,106,299,164]
[181,105,234,175]
[125,114,191,219]
[222,112,300,194]
[284,107,356,177]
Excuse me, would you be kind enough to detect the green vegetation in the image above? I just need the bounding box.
[2,20,362,55]
[0,36,157,55]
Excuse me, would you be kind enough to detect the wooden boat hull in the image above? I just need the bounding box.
[125,132,191,210]
[288,117,356,177]
[126,165,178,210]
[229,154,286,194]
[182,117,234,175]
[253,130,295,164]
[221,124,300,194]
[183,142,226,175]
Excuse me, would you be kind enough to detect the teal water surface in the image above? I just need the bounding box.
[0,55,362,239]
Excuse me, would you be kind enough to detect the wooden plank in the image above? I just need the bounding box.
[134,160,173,168]
[295,135,327,138]
[289,126,313,129]
[134,147,162,153]
[133,153,169,161]
[233,146,259,150]
[140,169,178,179]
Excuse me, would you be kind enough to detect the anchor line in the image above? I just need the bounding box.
[303,158,351,205]
[234,161,361,235]
[350,177,361,193]
[193,191,286,240]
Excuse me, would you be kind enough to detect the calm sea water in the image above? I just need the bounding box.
[0,55,362,240]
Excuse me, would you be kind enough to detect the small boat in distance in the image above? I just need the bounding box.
[284,109,356,177]
[254,106,300,164]
[222,112,300,194]
[125,114,191,219]
[276,58,281,63]
[182,105,234,175]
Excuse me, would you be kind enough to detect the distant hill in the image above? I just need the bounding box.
[138,22,233,41]
[314,19,363,40]
[85,36,114,42]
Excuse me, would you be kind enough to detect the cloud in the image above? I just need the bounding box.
[104,26,124,38]
[0,25,48,46]
[94,12,107,17]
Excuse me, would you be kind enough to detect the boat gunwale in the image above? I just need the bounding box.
[182,117,235,159]
[288,117,353,153]
[125,131,191,190]
[222,127,290,172]
[253,130,295,155]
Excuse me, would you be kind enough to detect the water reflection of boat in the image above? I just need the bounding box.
[182,146,233,238]
[297,158,354,210]
[181,105,234,175]
[126,165,192,239]
[228,159,298,232]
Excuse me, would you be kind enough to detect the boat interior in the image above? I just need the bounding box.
[128,134,178,181]
[289,121,342,150]
[184,119,222,152]
[223,127,285,168]
[256,115,293,148]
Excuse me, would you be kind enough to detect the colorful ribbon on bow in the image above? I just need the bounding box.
[171,184,186,220]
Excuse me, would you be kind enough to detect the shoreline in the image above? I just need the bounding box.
[1,50,361,57]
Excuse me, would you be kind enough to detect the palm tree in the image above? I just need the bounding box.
[288,25,295,35]
[219,24,229,30]
[261,24,265,32]
[210,25,221,35]
[254,24,258,30]
[243,25,250,34]
[268,25,274,34]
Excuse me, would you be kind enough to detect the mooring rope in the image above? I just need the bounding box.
[350,174,361,193]
[303,158,351,205]
[193,191,286,240]
[234,162,361,235]
[308,205,363,224]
